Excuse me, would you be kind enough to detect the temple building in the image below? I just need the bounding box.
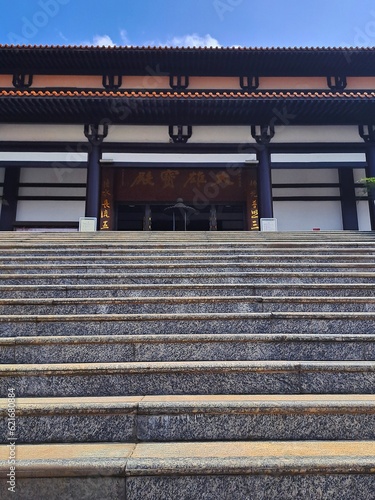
[0,44,375,232]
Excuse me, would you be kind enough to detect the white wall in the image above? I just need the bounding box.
[19,167,86,184]
[272,152,366,164]
[272,167,372,231]
[273,201,343,231]
[0,124,362,146]
[272,168,339,184]
[16,167,86,223]
[0,124,86,143]
[353,168,372,231]
[273,126,362,144]
[16,201,85,222]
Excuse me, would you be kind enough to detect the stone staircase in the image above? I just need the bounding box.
[0,231,375,499]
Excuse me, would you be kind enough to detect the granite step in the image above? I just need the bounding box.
[0,242,375,261]
[0,441,374,500]
[2,282,375,299]
[1,231,374,500]
[2,270,375,286]
[3,230,374,240]
[1,311,375,337]
[2,296,375,315]
[2,333,374,364]
[4,253,375,265]
[1,360,374,397]
[2,261,375,274]
[1,394,374,444]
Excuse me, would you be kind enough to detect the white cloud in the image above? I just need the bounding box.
[92,35,116,47]
[76,31,220,48]
[120,29,130,46]
[58,31,69,43]
[147,33,221,48]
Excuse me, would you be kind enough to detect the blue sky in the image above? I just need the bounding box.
[2,0,375,48]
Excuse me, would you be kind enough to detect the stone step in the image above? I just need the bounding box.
[2,262,375,274]
[1,360,374,396]
[2,333,374,364]
[4,253,375,264]
[2,282,375,298]
[0,441,374,499]
[2,296,375,315]
[2,245,375,258]
[1,311,375,337]
[2,232,374,239]
[1,395,374,444]
[2,230,374,239]
[2,270,375,285]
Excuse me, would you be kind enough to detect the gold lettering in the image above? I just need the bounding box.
[161,169,179,189]
[214,172,233,187]
[131,171,154,187]
[183,171,206,188]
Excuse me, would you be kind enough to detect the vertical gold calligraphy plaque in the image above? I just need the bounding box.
[99,167,114,230]
[246,169,259,231]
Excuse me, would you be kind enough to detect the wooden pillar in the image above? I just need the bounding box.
[84,124,108,224]
[0,167,20,231]
[251,125,275,220]
[257,147,273,219]
[339,168,359,230]
[365,144,375,229]
[359,125,375,229]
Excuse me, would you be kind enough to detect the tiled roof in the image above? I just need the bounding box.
[0,87,374,126]
[1,44,375,51]
[0,45,374,76]
[1,90,375,99]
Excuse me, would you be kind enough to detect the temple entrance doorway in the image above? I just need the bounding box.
[116,203,246,231]
[100,166,258,231]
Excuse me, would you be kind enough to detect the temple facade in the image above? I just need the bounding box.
[0,45,375,231]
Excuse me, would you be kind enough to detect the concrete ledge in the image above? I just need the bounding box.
[0,443,134,477]
[1,441,374,476]
[0,395,375,443]
[0,361,374,397]
[1,311,375,337]
[2,295,375,315]
[126,439,375,500]
[2,270,375,287]
[2,262,375,275]
[2,282,375,299]
[1,333,375,364]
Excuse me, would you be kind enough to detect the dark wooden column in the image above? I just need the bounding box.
[0,167,20,231]
[251,125,275,219]
[359,125,375,229]
[339,168,359,230]
[84,123,108,222]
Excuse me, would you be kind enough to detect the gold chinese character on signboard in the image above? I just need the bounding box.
[101,220,109,229]
[131,171,154,187]
[214,172,234,188]
[101,209,110,218]
[161,169,179,189]
[183,171,206,188]
[102,199,111,209]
